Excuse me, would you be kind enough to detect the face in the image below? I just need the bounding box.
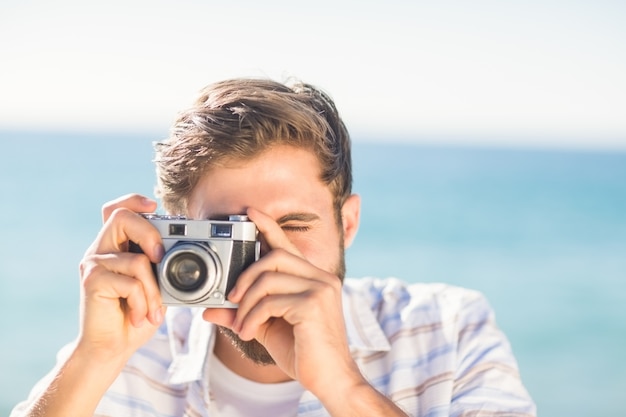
[187,145,360,364]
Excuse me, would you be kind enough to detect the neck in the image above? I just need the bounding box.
[213,331,292,383]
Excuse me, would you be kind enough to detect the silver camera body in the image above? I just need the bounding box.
[136,213,259,308]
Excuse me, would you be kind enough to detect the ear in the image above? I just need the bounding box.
[341,194,361,249]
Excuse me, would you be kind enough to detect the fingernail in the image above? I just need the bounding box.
[231,318,241,333]
[154,243,165,262]
[142,197,155,206]
[228,286,238,301]
[153,307,164,324]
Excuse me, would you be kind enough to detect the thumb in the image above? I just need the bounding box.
[202,308,237,329]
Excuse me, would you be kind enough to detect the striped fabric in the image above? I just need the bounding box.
[12,277,536,417]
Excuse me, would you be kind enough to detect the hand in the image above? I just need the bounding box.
[203,208,366,401]
[77,194,166,362]
[22,194,169,417]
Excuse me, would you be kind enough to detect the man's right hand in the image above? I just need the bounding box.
[24,194,166,417]
[77,193,166,362]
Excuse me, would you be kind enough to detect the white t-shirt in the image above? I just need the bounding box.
[209,354,305,417]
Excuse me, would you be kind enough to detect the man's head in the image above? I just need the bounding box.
[153,78,359,366]
[154,78,352,220]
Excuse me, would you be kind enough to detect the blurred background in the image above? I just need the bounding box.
[1,1,625,416]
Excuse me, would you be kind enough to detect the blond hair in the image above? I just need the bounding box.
[154,78,352,216]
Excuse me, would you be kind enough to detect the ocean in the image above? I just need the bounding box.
[1,130,625,416]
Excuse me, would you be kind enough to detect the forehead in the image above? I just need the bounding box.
[187,145,334,219]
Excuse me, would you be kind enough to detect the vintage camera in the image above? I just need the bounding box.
[131,213,259,308]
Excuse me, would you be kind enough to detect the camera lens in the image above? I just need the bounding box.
[166,252,207,291]
[158,242,221,303]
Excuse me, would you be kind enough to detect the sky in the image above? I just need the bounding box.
[1,0,625,149]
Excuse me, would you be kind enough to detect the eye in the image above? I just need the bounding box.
[281,224,310,232]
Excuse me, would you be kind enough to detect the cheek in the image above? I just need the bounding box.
[290,231,342,272]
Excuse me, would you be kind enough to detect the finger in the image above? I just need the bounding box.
[90,208,164,264]
[202,308,237,329]
[235,293,310,341]
[102,193,157,223]
[232,271,331,330]
[94,252,164,325]
[82,266,152,328]
[234,269,340,331]
[228,249,329,303]
[246,208,303,257]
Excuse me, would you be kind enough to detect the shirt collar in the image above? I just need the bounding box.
[165,306,215,385]
[342,282,391,353]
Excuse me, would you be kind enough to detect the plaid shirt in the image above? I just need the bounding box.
[12,277,536,417]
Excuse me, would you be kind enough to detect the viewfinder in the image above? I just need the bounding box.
[169,224,187,236]
[211,223,232,238]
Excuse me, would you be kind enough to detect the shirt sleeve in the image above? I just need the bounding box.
[450,291,536,416]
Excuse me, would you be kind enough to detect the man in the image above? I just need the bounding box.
[12,78,535,416]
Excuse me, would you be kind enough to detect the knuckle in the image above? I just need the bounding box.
[256,270,273,284]
[301,290,325,315]
[267,247,288,260]
[129,252,152,273]
[123,279,145,305]
[128,278,144,295]
[101,193,143,217]
[79,261,106,294]
[78,258,88,276]
[79,255,99,280]
[319,281,336,298]
[312,279,340,302]
[101,202,115,220]
[101,201,123,222]
[107,207,133,224]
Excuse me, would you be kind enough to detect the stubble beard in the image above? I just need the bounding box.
[218,243,346,366]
